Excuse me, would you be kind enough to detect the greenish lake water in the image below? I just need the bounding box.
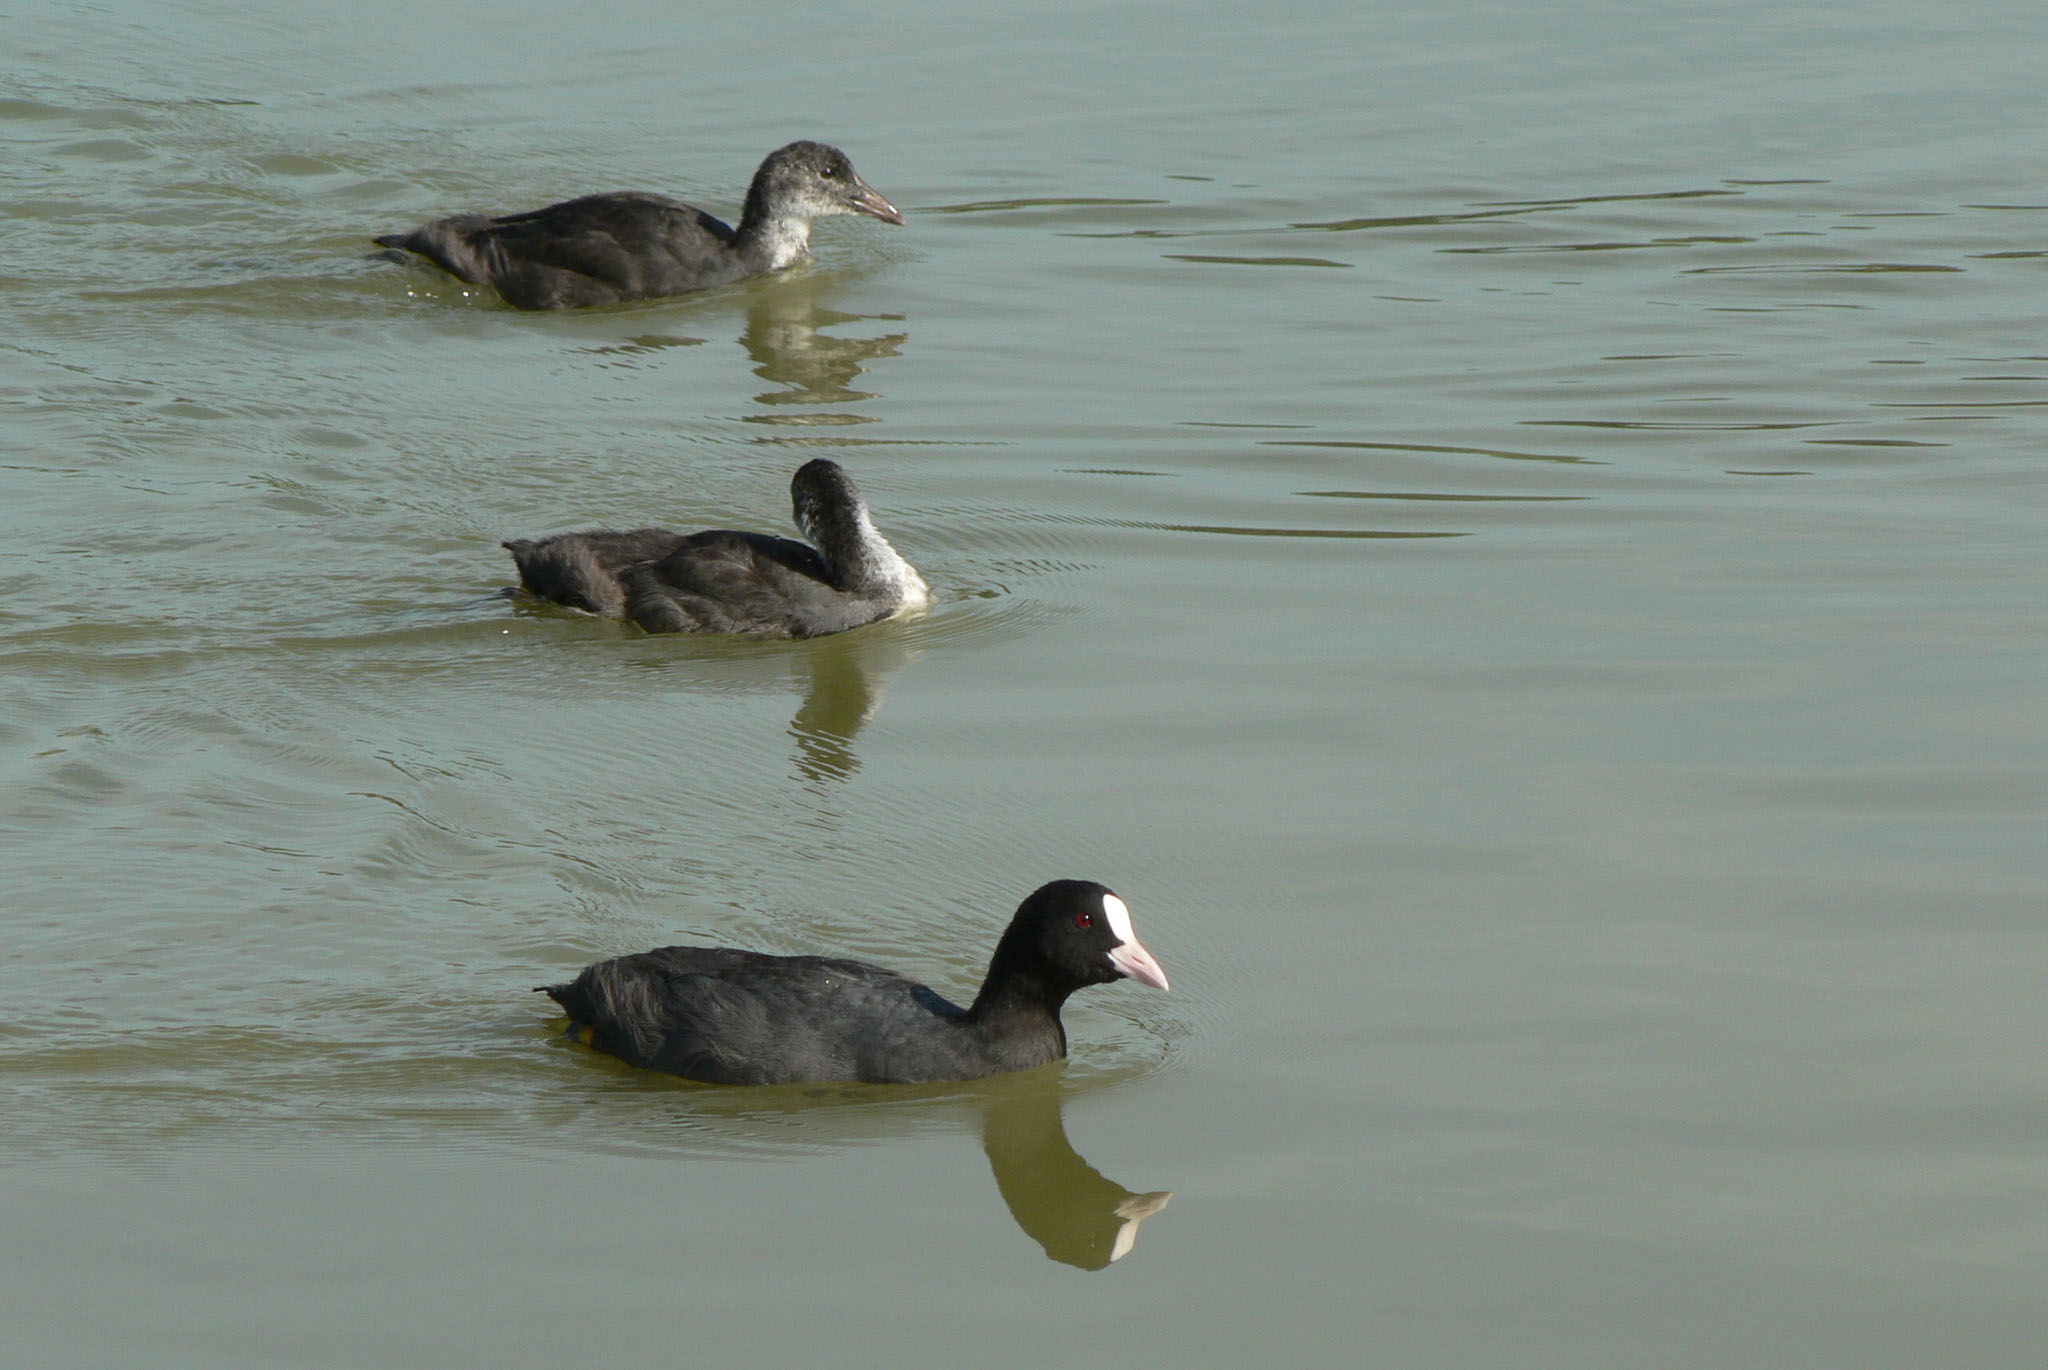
[5,1,2045,1365]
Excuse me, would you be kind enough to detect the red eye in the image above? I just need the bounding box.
[1075,911,1093,928]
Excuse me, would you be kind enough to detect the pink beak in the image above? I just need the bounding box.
[1107,937,1170,992]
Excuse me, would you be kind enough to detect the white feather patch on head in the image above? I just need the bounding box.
[1101,892,1135,945]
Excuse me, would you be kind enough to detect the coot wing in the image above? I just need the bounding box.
[569,948,974,1085]
[619,530,846,636]
[502,527,694,615]
[462,193,746,307]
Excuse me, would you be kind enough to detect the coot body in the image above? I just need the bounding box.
[503,458,928,638]
[541,880,1169,1085]
[377,140,903,309]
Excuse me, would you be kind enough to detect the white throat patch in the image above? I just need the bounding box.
[759,218,813,270]
[1101,892,1135,945]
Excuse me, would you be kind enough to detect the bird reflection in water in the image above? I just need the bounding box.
[635,1070,1174,1271]
[784,626,916,785]
[731,277,918,787]
[978,1073,1173,1270]
[738,280,907,418]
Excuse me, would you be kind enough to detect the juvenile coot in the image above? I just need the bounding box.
[376,140,904,309]
[540,880,1170,1085]
[503,458,929,637]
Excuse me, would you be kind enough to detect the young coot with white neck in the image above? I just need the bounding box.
[540,881,1170,1085]
[376,140,904,309]
[503,458,929,638]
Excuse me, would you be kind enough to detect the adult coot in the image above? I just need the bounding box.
[540,880,1170,1085]
[376,140,904,309]
[503,458,929,637]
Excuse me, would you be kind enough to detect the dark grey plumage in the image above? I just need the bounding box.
[376,140,904,309]
[539,880,1170,1085]
[503,458,929,638]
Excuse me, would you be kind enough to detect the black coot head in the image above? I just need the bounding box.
[790,457,864,540]
[756,141,906,225]
[1006,880,1170,994]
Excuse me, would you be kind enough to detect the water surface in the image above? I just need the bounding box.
[4,1,2045,1366]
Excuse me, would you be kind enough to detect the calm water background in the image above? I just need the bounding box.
[5,0,2045,1364]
